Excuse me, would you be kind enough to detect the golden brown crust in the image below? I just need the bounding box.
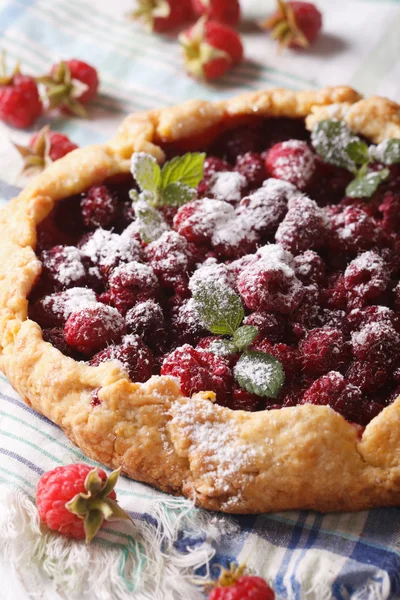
[2,86,400,513]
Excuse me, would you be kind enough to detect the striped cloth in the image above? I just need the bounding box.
[1,0,400,598]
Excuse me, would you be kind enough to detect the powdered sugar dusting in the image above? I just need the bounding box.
[43,287,98,320]
[210,171,247,202]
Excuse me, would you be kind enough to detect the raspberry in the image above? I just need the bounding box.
[379,192,400,234]
[234,152,267,188]
[126,300,165,341]
[320,273,347,310]
[170,298,206,346]
[196,336,239,368]
[243,311,287,344]
[40,245,88,291]
[300,327,350,376]
[145,231,197,288]
[344,306,400,336]
[351,322,400,366]
[198,157,232,194]
[307,159,352,206]
[192,0,240,26]
[275,195,328,254]
[301,371,363,424]
[180,19,243,81]
[174,199,233,245]
[265,141,317,191]
[344,251,390,306]
[29,287,97,328]
[42,327,76,357]
[237,179,293,237]
[292,250,326,286]
[263,1,322,48]
[80,228,143,280]
[213,125,264,162]
[237,253,304,314]
[209,171,247,203]
[0,73,42,128]
[228,388,264,411]
[132,0,193,32]
[329,206,381,253]
[22,127,78,171]
[81,185,119,229]
[64,304,125,355]
[36,463,127,542]
[255,339,301,381]
[208,574,275,600]
[90,335,154,382]
[45,60,99,114]
[46,132,78,161]
[108,261,159,314]
[161,344,233,402]
[346,360,389,393]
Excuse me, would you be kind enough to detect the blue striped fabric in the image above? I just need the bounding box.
[1,0,400,598]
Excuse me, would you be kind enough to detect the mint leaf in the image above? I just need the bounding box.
[193,281,244,336]
[135,201,169,243]
[131,153,161,194]
[160,152,205,189]
[376,139,400,165]
[346,168,390,198]
[311,119,358,171]
[233,326,258,351]
[345,140,369,165]
[162,182,197,207]
[234,351,285,399]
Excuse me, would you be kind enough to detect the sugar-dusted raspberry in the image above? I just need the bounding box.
[319,308,345,331]
[196,336,239,368]
[170,298,206,346]
[213,125,264,162]
[265,140,317,191]
[64,304,125,355]
[228,387,264,411]
[243,311,286,344]
[209,171,247,203]
[254,339,301,381]
[237,178,297,237]
[29,287,98,328]
[379,191,400,233]
[174,198,234,245]
[161,344,233,402]
[344,305,400,336]
[126,300,165,341]
[300,327,350,376]
[237,250,304,314]
[307,159,352,206]
[234,152,267,188]
[108,261,159,314]
[329,206,381,253]
[351,321,400,366]
[280,382,306,407]
[275,195,329,254]
[301,371,363,424]
[344,251,390,306]
[40,245,88,291]
[198,157,232,195]
[292,250,326,286]
[290,284,321,335]
[346,359,389,393]
[90,334,154,382]
[42,327,76,357]
[81,185,118,229]
[145,231,197,288]
[320,273,347,310]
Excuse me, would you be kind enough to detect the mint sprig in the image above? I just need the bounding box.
[130,151,205,208]
[192,281,285,398]
[311,119,400,198]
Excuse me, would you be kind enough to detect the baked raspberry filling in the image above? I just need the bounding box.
[29,117,400,426]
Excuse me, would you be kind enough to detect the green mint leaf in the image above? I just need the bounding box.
[204,339,238,357]
[162,182,197,207]
[345,140,369,165]
[134,201,169,243]
[131,153,161,194]
[129,189,139,202]
[160,152,206,189]
[193,280,244,336]
[311,119,358,171]
[234,350,285,399]
[346,168,390,198]
[374,139,400,165]
[233,326,259,351]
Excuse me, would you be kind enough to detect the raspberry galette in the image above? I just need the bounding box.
[2,86,400,512]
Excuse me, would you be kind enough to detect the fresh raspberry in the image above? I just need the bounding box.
[243,311,287,344]
[344,251,390,306]
[161,344,233,402]
[36,464,126,542]
[234,152,267,188]
[346,359,389,393]
[208,574,275,600]
[213,125,265,162]
[192,0,240,26]
[255,339,301,381]
[275,195,328,254]
[344,306,400,336]
[64,304,125,355]
[301,371,363,424]
[0,73,42,128]
[40,245,88,291]
[180,18,243,81]
[42,60,98,116]
[228,388,264,411]
[307,159,352,206]
[265,141,317,191]
[300,327,350,376]
[42,327,76,357]
[198,156,232,194]
[290,284,321,335]
[29,287,97,328]
[329,206,382,253]
[108,261,159,314]
[90,335,154,382]
[292,250,326,286]
[170,298,206,346]
[263,1,322,49]
[81,185,119,229]
[80,228,143,280]
[126,300,165,341]
[145,231,197,288]
[237,253,304,314]
[379,191,400,234]
[351,321,400,366]
[132,0,193,32]
[320,273,347,310]
[21,127,79,172]
[196,336,239,368]
[208,171,248,204]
